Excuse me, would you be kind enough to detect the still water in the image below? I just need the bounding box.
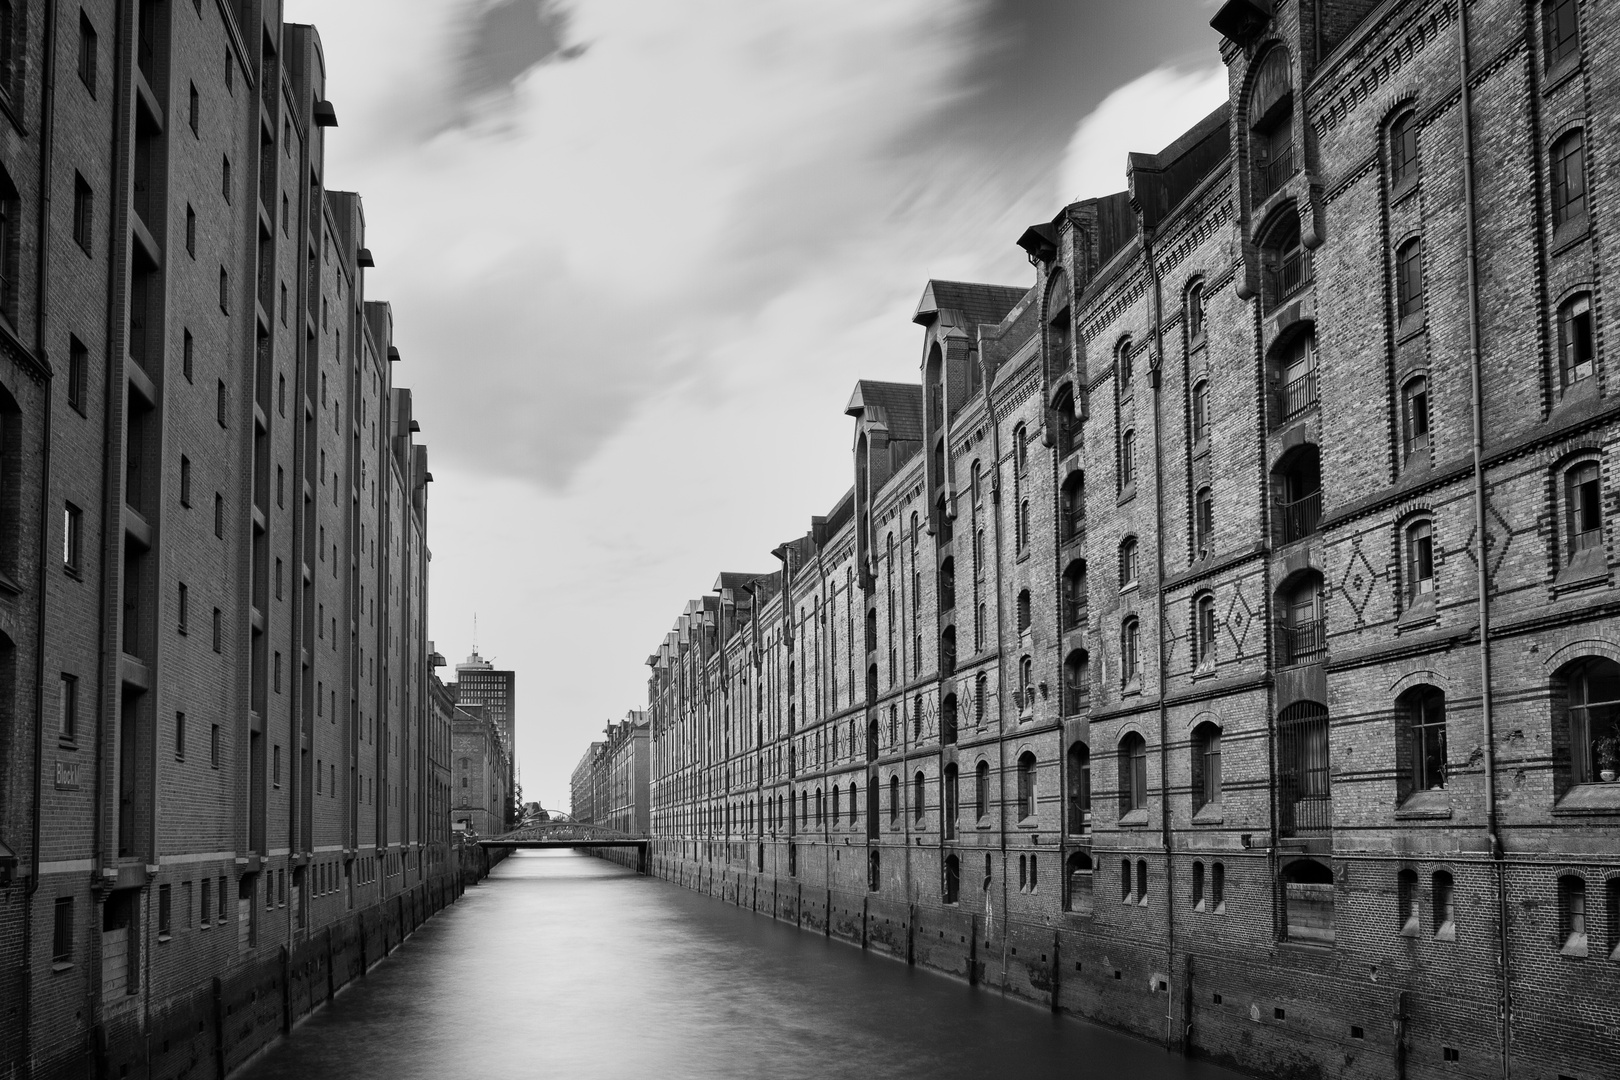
[241,851,1245,1080]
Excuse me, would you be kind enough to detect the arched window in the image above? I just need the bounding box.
[1016,589,1032,633]
[831,784,841,826]
[1559,874,1588,955]
[1018,655,1034,713]
[1192,860,1206,909]
[1433,870,1456,940]
[975,760,990,820]
[1117,337,1134,391]
[1065,851,1094,914]
[913,771,926,823]
[1062,649,1089,716]
[1389,110,1418,189]
[1066,742,1091,833]
[1397,868,1420,936]
[815,787,823,825]
[940,694,957,746]
[849,780,860,832]
[1272,331,1317,423]
[1282,859,1335,943]
[1120,617,1141,684]
[1212,862,1226,909]
[889,774,900,824]
[1278,702,1331,836]
[943,763,959,840]
[1401,375,1430,458]
[1194,592,1217,667]
[1119,536,1139,587]
[1192,722,1222,810]
[1013,423,1027,476]
[867,850,880,892]
[1062,561,1086,630]
[1557,293,1595,390]
[1554,656,1620,792]
[943,854,961,905]
[1543,0,1580,69]
[1260,210,1310,311]
[1120,428,1137,488]
[1395,238,1424,323]
[1564,460,1603,563]
[1405,519,1435,603]
[1550,129,1587,229]
[1195,487,1214,558]
[1186,280,1206,343]
[975,672,987,722]
[1396,686,1447,802]
[1119,732,1147,813]
[912,695,923,739]
[939,557,955,611]
[1016,752,1037,820]
[1275,444,1322,544]
[1018,499,1030,551]
[1249,47,1294,201]
[0,164,17,322]
[939,626,956,677]
[1191,379,1210,446]
[1120,859,1134,903]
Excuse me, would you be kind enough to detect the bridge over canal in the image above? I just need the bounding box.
[477,822,650,872]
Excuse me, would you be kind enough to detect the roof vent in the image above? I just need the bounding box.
[356,247,374,268]
[1210,0,1271,44]
[387,346,401,362]
[313,100,339,127]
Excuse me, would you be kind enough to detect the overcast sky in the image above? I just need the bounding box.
[283,0,1230,813]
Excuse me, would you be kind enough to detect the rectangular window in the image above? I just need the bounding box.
[1396,241,1424,322]
[78,13,97,95]
[273,651,281,692]
[210,724,220,768]
[1558,295,1595,389]
[1544,0,1580,69]
[272,744,281,787]
[225,49,233,93]
[52,897,73,964]
[63,503,82,572]
[70,174,95,257]
[1567,462,1602,557]
[188,82,199,135]
[68,337,89,412]
[1402,377,1430,456]
[1551,132,1587,229]
[179,455,191,506]
[200,878,212,926]
[219,266,229,311]
[185,204,196,256]
[216,380,227,426]
[1408,521,1434,598]
[158,884,172,939]
[177,581,188,633]
[211,608,221,652]
[274,558,283,599]
[214,493,224,538]
[182,329,194,383]
[175,710,186,760]
[221,156,231,202]
[58,673,77,739]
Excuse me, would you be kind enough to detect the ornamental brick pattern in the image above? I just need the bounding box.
[636,4,1620,1078]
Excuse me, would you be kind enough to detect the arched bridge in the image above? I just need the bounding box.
[478,822,650,871]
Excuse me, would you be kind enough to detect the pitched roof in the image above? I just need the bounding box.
[845,380,925,444]
[913,280,1028,329]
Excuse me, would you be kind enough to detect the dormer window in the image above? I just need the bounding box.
[1249,48,1295,203]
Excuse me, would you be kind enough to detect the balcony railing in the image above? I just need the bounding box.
[1277,617,1325,665]
[1278,489,1321,544]
[1265,248,1313,311]
[1278,368,1318,421]
[1254,142,1296,203]
[1279,710,1331,837]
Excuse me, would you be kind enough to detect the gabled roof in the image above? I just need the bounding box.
[713,570,776,593]
[845,380,925,443]
[912,280,1028,330]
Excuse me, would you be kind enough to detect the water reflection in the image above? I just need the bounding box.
[241,850,1243,1080]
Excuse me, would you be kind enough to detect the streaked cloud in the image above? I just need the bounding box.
[1059,64,1230,203]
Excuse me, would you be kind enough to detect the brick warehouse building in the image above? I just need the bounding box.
[0,3,461,1078]
[636,2,1620,1078]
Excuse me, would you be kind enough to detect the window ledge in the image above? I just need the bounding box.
[1192,803,1223,825]
[1544,57,1581,93]
[1118,484,1137,506]
[1553,552,1607,594]
[1118,809,1150,828]
[1551,218,1590,256]
[1390,176,1420,205]
[1553,782,1620,815]
[1396,603,1437,632]
[1191,663,1218,681]
[1395,316,1426,344]
[1396,789,1451,819]
[1192,439,1208,459]
[1434,924,1456,943]
[52,961,74,973]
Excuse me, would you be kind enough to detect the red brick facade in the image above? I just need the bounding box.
[639,4,1620,1078]
[0,4,456,1077]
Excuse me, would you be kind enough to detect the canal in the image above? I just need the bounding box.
[240,851,1246,1080]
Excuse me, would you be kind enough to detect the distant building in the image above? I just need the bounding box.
[604,713,651,837]
[451,701,511,839]
[570,742,605,824]
[451,649,518,827]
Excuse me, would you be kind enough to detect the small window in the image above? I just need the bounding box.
[179,455,192,507]
[1186,283,1205,342]
[1195,488,1214,557]
[78,13,98,96]
[1395,239,1424,323]
[1212,862,1225,909]
[185,205,196,257]
[1193,722,1221,809]
[210,724,221,768]
[1120,732,1147,812]
[1013,424,1027,476]
[72,174,93,254]
[213,493,224,538]
[1121,429,1137,488]
[1557,294,1595,389]
[913,771,925,823]
[181,330,193,383]
[1559,875,1588,956]
[216,381,228,426]
[225,49,233,93]
[1565,461,1602,560]
[177,582,188,634]
[52,897,74,964]
[1543,0,1580,70]
[1433,870,1456,940]
[58,673,77,739]
[1192,860,1206,909]
[188,82,199,134]
[1389,111,1418,188]
[1397,868,1420,935]
[975,760,990,820]
[1191,380,1209,445]
[218,266,230,312]
[1194,594,1217,667]
[63,503,82,572]
[1406,520,1434,600]
[211,608,222,653]
[1117,338,1134,390]
[1016,590,1031,633]
[1120,537,1138,587]
[1121,617,1141,684]
[1551,130,1587,229]
[1016,752,1037,820]
[175,711,185,760]
[1401,376,1430,457]
[221,156,232,202]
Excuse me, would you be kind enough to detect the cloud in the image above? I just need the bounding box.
[1057,64,1229,203]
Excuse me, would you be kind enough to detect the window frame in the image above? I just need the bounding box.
[1395,237,1425,327]
[1405,518,1435,604]
[1400,374,1430,458]
[1388,109,1419,192]
[1550,128,1587,232]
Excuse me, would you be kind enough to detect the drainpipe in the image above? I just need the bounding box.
[24,4,61,1076]
[1455,5,1509,1077]
[980,334,1011,989]
[1142,223,1178,1051]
